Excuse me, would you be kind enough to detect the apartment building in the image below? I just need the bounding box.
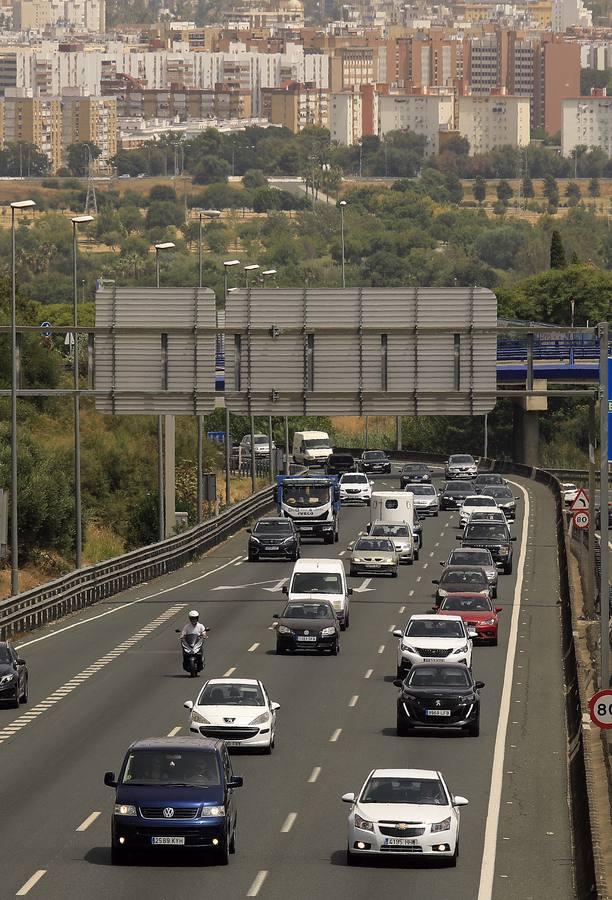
[13,0,105,32]
[61,92,117,164]
[261,80,328,131]
[3,90,62,172]
[329,47,377,91]
[330,90,362,145]
[561,89,611,157]
[458,93,530,154]
[378,91,454,155]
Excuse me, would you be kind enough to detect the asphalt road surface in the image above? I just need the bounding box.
[0,470,573,899]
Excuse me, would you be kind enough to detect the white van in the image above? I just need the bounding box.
[283,558,352,629]
[292,431,333,467]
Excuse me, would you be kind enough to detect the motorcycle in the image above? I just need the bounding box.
[175,629,209,677]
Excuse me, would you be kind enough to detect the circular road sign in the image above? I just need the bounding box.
[573,511,589,530]
[588,690,612,729]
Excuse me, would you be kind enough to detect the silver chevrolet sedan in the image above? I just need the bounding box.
[349,537,399,578]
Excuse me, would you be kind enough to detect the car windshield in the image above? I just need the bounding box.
[363,451,385,460]
[284,602,334,619]
[304,439,330,449]
[445,483,474,494]
[450,551,491,565]
[441,570,487,585]
[403,465,428,473]
[253,435,268,445]
[0,646,12,663]
[355,539,394,552]
[361,776,447,805]
[122,750,221,786]
[408,666,471,688]
[450,456,475,464]
[291,573,342,594]
[406,619,465,638]
[198,683,264,706]
[254,521,292,535]
[466,497,495,506]
[283,484,330,507]
[371,524,410,537]
[489,487,513,499]
[441,596,493,612]
[476,475,502,484]
[341,474,367,484]
[407,485,435,495]
[466,524,510,540]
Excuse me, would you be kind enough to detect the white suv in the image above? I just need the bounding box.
[339,473,373,505]
[393,614,475,678]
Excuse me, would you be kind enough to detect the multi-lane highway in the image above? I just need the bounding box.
[1,469,573,899]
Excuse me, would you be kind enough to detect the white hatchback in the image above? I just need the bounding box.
[393,614,475,678]
[343,768,468,866]
[459,495,499,527]
[185,678,279,753]
[339,472,373,505]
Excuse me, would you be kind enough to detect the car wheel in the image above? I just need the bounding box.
[503,561,513,575]
[491,637,498,647]
[492,587,497,599]
[248,553,257,562]
[340,622,346,632]
[334,530,339,543]
[344,615,350,630]
[349,566,357,577]
[229,825,236,854]
[331,641,339,656]
[214,841,230,866]
[396,718,410,737]
[347,845,360,866]
[9,689,19,709]
[275,645,284,655]
[293,550,300,561]
[391,568,398,578]
[444,844,458,867]
[407,558,414,565]
[262,742,272,755]
[414,551,419,561]
[396,665,405,679]
[324,533,334,545]
[467,717,480,737]
[111,843,128,866]
[434,511,439,517]
[20,678,28,704]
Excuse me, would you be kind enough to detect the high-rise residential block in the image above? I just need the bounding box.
[458,93,530,154]
[562,89,611,157]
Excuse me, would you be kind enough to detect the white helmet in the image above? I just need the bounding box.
[188,610,199,620]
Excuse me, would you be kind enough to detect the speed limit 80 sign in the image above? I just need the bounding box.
[588,690,612,729]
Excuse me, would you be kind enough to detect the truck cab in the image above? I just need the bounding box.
[276,475,340,544]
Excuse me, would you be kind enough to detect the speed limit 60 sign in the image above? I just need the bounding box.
[588,689,612,729]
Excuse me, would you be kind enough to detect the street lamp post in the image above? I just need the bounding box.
[223,259,240,301]
[262,269,277,286]
[154,242,175,541]
[197,209,221,289]
[71,215,94,570]
[244,264,260,288]
[223,260,241,505]
[569,297,576,366]
[339,200,347,288]
[9,199,36,595]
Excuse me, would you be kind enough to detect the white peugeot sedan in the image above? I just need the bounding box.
[339,472,373,505]
[393,614,475,678]
[185,678,279,753]
[459,495,499,527]
[343,768,468,866]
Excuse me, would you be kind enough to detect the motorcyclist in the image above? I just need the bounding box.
[181,610,209,640]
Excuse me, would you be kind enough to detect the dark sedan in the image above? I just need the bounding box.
[274,600,340,655]
[326,453,356,476]
[486,486,519,521]
[399,464,431,489]
[473,474,506,491]
[359,450,391,474]
[0,641,28,707]
[439,481,475,510]
[395,663,484,737]
[432,566,491,606]
[247,517,300,561]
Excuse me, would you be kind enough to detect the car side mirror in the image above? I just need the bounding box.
[348,588,353,596]
[229,776,243,789]
[175,628,181,633]
[495,607,503,613]
[272,613,279,619]
[475,681,485,689]
[453,796,469,807]
[432,579,440,585]
[341,792,355,804]
[439,561,445,566]
[246,528,252,533]
[366,524,371,530]
[392,629,403,638]
[347,545,354,551]
[393,679,404,688]
[456,535,462,540]
[184,700,194,710]
[271,701,281,711]
[104,771,117,788]
[515,496,520,501]
[282,586,288,594]
[510,536,517,542]
[17,658,25,666]
[468,629,478,639]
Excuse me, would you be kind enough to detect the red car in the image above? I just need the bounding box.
[435,594,502,645]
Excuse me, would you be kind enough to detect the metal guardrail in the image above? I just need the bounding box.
[0,485,277,641]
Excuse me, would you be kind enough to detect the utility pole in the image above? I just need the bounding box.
[587,399,596,617]
[599,320,609,690]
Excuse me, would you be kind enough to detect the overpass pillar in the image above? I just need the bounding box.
[512,379,547,467]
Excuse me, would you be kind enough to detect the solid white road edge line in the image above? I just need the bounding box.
[246,870,268,897]
[76,811,101,832]
[476,479,530,900]
[17,556,243,650]
[16,871,46,896]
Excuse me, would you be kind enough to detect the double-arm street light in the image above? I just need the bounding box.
[9,199,36,595]
[71,214,94,569]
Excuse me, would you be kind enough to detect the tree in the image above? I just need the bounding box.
[473,176,486,205]
[66,142,102,177]
[192,156,231,185]
[522,176,534,199]
[145,200,185,230]
[117,205,143,233]
[550,230,566,269]
[148,184,177,203]
[588,177,600,198]
[565,181,581,207]
[242,169,268,190]
[496,180,514,204]
[542,174,560,209]
[0,141,49,176]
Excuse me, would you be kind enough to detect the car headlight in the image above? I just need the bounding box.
[191,710,210,724]
[250,712,270,725]
[401,642,416,652]
[482,618,496,625]
[321,626,336,637]
[453,644,468,654]
[479,589,489,596]
[249,536,260,544]
[0,673,15,685]
[353,557,365,563]
[499,547,509,555]
[201,805,225,817]
[431,817,452,833]
[437,589,448,597]
[281,537,294,545]
[277,625,292,635]
[114,804,137,816]
[354,814,374,832]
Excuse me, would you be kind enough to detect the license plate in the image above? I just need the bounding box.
[384,837,417,846]
[426,709,451,717]
[297,636,317,642]
[364,563,381,568]
[301,526,313,532]
[423,658,439,663]
[151,836,185,845]
[225,740,242,747]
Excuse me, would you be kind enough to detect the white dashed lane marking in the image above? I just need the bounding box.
[76,811,101,832]
[16,871,46,896]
